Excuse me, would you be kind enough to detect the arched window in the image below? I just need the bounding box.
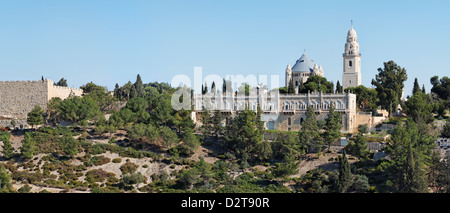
[349,60,352,67]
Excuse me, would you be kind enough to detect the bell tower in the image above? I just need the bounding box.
[342,23,361,90]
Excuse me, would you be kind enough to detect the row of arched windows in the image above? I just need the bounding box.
[282,100,346,111]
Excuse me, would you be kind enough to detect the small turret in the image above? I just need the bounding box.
[285,64,292,87]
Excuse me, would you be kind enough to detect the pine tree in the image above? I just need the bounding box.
[324,104,342,151]
[20,132,35,160]
[299,106,320,155]
[0,133,14,159]
[212,110,223,138]
[27,105,44,129]
[371,60,408,117]
[422,84,426,94]
[338,150,352,192]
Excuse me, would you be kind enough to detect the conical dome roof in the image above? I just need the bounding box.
[347,27,357,38]
[291,52,315,73]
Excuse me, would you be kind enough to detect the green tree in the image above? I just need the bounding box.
[27,105,44,129]
[336,80,343,93]
[403,91,434,123]
[272,154,300,178]
[287,79,295,94]
[0,167,12,192]
[21,132,35,159]
[338,150,352,192]
[81,82,115,111]
[159,126,179,149]
[212,110,223,138]
[59,96,101,123]
[59,135,78,157]
[412,78,421,95]
[358,124,369,134]
[345,133,370,160]
[200,107,213,139]
[299,106,320,154]
[46,97,62,124]
[386,119,435,193]
[430,75,450,101]
[371,60,408,117]
[224,109,263,160]
[0,132,14,159]
[255,140,273,161]
[134,74,144,98]
[128,123,159,144]
[299,75,334,93]
[324,104,342,150]
[442,118,450,138]
[54,78,68,87]
[344,85,378,110]
[181,131,201,155]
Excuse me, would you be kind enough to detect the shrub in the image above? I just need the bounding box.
[85,169,115,183]
[112,158,122,163]
[120,162,138,174]
[85,156,111,167]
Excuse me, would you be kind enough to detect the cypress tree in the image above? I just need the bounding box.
[336,80,343,93]
[134,74,144,98]
[412,78,421,95]
[288,79,295,94]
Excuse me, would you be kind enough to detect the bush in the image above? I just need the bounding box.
[112,158,122,163]
[85,169,115,183]
[120,162,138,174]
[85,156,111,167]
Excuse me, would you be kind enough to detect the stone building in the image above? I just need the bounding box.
[285,51,324,92]
[0,79,83,127]
[192,90,358,133]
[192,25,371,133]
[342,26,362,90]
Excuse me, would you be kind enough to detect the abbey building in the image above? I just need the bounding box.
[192,26,370,133]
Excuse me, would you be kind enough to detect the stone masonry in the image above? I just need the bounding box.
[0,79,83,122]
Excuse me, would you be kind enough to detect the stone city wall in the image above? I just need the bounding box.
[47,79,83,100]
[0,80,83,120]
[0,80,49,119]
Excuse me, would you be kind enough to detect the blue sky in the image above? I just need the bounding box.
[0,0,449,96]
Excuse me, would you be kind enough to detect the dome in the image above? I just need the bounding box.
[347,27,357,38]
[291,52,315,73]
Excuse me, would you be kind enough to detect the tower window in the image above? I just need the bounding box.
[349,60,352,67]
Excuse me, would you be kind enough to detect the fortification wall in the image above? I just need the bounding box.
[47,79,83,100]
[0,80,83,120]
[0,80,49,119]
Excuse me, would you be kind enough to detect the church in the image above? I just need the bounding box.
[192,26,371,133]
[285,26,361,90]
